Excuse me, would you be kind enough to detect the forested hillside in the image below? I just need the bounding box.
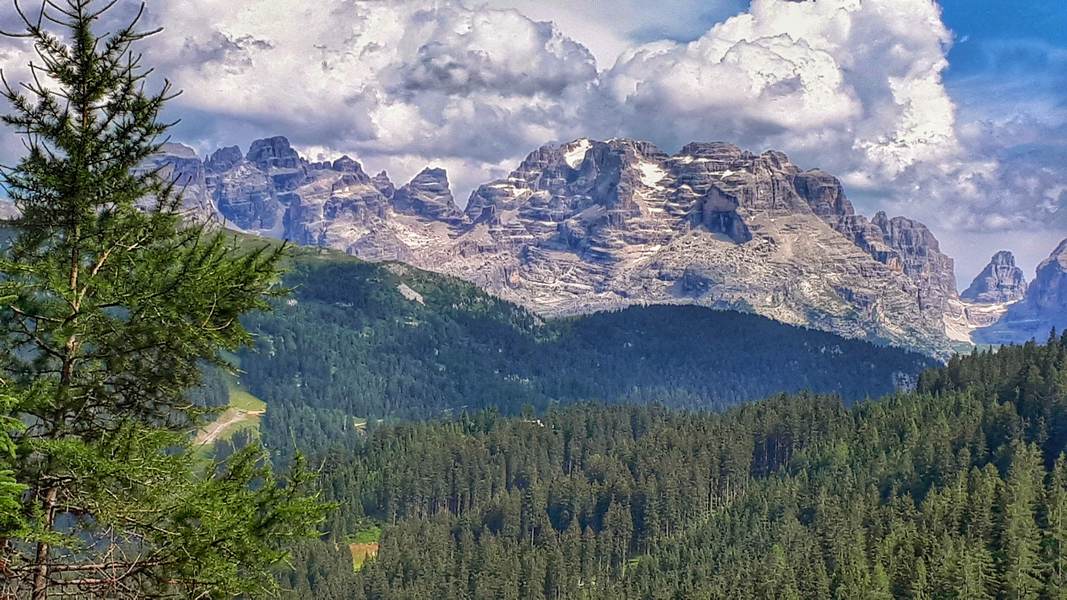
[235,250,933,457]
[274,333,1067,599]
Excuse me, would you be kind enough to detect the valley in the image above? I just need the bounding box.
[207,246,934,460]
[2,1,1063,598]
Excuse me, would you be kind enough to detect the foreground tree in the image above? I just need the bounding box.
[0,1,327,597]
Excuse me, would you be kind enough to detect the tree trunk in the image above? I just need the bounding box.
[31,486,59,600]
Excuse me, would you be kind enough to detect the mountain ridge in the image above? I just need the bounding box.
[972,238,1067,344]
[124,135,1062,356]
[151,135,968,356]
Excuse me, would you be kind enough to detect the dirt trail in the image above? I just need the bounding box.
[196,408,266,446]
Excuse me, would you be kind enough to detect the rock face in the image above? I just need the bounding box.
[137,143,216,220]
[393,168,464,224]
[246,136,301,170]
[1029,240,1067,312]
[973,239,1067,344]
[371,171,396,200]
[174,136,458,264]
[160,136,974,356]
[961,251,1028,304]
[85,136,1067,355]
[448,139,960,354]
[206,137,321,232]
[830,210,958,322]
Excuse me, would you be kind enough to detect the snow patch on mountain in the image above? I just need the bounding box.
[563,139,592,169]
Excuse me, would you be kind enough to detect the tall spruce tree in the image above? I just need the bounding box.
[1000,442,1046,600]
[0,1,327,597]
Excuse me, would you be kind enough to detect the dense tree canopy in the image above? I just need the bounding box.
[236,253,934,460]
[272,332,1067,599]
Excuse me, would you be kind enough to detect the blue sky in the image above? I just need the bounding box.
[939,0,1067,277]
[942,0,1066,75]
[941,0,1066,118]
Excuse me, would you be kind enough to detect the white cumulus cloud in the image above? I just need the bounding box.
[0,0,1062,277]
[138,0,598,176]
[600,0,959,182]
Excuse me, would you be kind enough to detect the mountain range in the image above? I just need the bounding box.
[127,137,1067,357]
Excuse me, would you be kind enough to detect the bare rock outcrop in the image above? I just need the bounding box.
[961,251,1028,304]
[973,239,1067,344]
[148,136,987,356]
[393,168,465,224]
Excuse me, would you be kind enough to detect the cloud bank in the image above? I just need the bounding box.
[0,0,1063,277]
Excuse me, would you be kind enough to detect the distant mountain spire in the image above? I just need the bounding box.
[961,250,1028,304]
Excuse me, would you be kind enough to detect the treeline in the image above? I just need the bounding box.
[187,364,231,409]
[275,332,1067,599]
[238,255,933,458]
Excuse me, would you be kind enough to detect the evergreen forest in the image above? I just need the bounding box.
[275,331,1067,599]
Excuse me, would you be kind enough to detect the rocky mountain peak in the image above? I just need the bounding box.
[793,169,854,221]
[868,212,957,311]
[158,143,198,159]
[206,146,243,173]
[562,138,593,168]
[869,213,947,259]
[151,133,993,356]
[372,170,396,200]
[991,249,1019,265]
[393,167,464,223]
[208,138,306,232]
[1027,238,1067,310]
[607,138,670,161]
[678,142,748,162]
[961,250,1028,304]
[439,137,960,353]
[973,238,1067,345]
[138,144,213,218]
[246,136,301,171]
[331,155,365,175]
[1051,238,1067,266]
[148,144,204,185]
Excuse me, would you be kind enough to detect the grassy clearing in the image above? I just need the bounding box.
[228,383,266,413]
[349,543,379,572]
[348,526,382,571]
[195,378,267,447]
[351,525,382,545]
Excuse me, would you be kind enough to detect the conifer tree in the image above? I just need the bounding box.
[1045,454,1067,599]
[1000,442,1046,600]
[0,390,26,537]
[0,1,327,597]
